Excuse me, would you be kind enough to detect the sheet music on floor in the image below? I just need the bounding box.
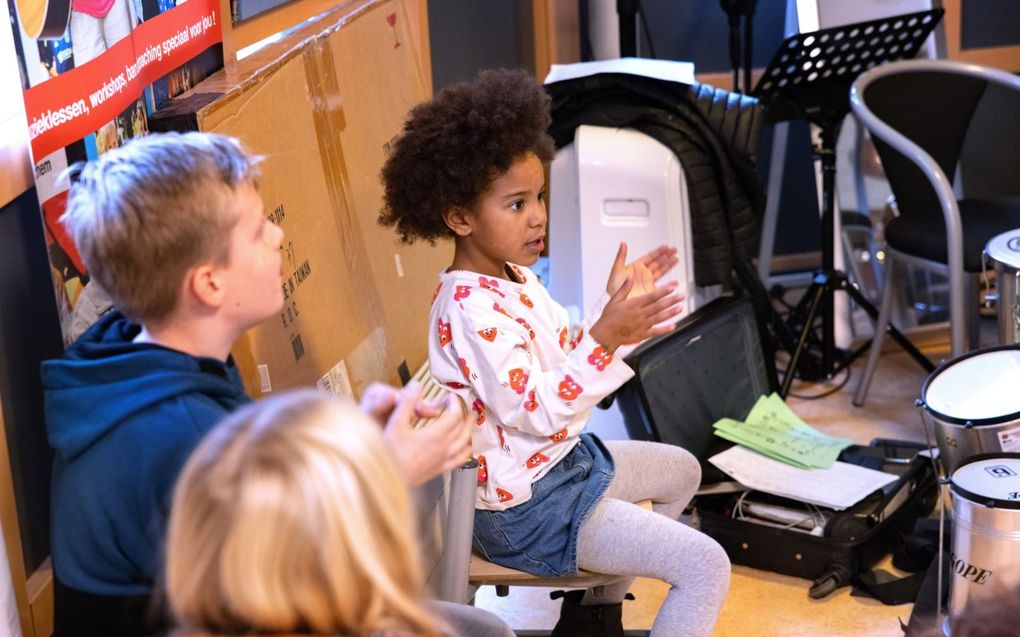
[712,393,853,469]
[708,445,898,510]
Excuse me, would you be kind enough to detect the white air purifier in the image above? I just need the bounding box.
[548,125,697,324]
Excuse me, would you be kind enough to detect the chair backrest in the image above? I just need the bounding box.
[853,61,989,224]
[851,59,1020,356]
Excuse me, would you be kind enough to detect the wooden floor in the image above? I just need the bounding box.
[474,316,969,635]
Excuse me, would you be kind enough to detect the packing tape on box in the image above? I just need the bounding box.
[301,27,392,382]
[348,326,391,393]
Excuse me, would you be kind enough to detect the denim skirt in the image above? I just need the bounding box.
[472,433,615,576]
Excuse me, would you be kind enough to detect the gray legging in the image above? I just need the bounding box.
[431,600,515,637]
[576,440,731,637]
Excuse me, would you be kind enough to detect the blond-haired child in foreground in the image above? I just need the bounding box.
[167,389,447,637]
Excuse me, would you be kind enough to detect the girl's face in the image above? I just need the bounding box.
[448,151,547,279]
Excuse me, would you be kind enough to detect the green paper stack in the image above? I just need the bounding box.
[712,393,853,469]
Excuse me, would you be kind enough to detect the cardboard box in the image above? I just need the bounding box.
[325,0,452,388]
[149,0,451,398]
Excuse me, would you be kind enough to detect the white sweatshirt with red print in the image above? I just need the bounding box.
[428,263,635,511]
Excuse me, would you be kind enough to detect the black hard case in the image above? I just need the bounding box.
[613,296,937,595]
[695,448,936,596]
[616,295,776,483]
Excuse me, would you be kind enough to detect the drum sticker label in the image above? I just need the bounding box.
[997,426,1020,452]
[984,465,1018,478]
[950,553,993,585]
[1010,491,1020,501]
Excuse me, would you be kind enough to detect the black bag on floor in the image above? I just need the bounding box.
[613,295,938,599]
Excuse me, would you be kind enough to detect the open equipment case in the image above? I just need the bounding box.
[613,295,937,598]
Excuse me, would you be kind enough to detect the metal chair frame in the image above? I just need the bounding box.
[406,352,615,607]
[439,461,618,605]
[849,58,1020,405]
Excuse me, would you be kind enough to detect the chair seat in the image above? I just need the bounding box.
[467,500,655,590]
[885,196,1020,272]
[468,552,619,589]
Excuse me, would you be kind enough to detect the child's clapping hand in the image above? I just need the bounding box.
[590,242,684,353]
[361,381,473,486]
[589,276,684,354]
[605,242,679,296]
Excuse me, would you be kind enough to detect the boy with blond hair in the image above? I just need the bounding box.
[43,132,507,637]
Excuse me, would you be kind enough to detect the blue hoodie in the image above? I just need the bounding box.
[42,311,251,597]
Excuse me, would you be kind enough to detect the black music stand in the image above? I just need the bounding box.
[752,9,944,396]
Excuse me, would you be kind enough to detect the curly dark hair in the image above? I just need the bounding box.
[379,68,556,244]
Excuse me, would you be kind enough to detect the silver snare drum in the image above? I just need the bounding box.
[921,346,1020,473]
[946,454,1020,635]
[984,229,1020,344]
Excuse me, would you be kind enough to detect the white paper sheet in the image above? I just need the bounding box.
[708,445,899,510]
[544,58,695,86]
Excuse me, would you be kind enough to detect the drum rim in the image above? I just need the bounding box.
[985,229,1020,264]
[949,452,1020,509]
[921,344,1020,426]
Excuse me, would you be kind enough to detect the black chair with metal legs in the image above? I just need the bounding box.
[850,59,1020,406]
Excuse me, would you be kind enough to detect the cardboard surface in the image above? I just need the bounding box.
[152,0,449,397]
[203,52,388,397]
[326,0,451,385]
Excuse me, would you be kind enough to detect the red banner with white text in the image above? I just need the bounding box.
[9,0,223,342]
[23,0,221,160]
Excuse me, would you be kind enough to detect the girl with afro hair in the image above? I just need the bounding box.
[380,68,730,636]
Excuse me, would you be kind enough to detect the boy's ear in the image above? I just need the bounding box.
[442,206,473,238]
[187,263,226,309]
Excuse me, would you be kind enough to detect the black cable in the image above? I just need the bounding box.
[726,10,740,91]
[720,0,758,93]
[742,1,754,92]
[579,0,594,62]
[633,0,657,59]
[617,0,637,57]
[787,364,852,400]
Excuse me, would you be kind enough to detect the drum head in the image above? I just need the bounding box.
[985,229,1020,268]
[923,347,1020,423]
[950,454,1020,508]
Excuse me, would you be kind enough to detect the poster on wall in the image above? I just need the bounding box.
[8,0,224,343]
